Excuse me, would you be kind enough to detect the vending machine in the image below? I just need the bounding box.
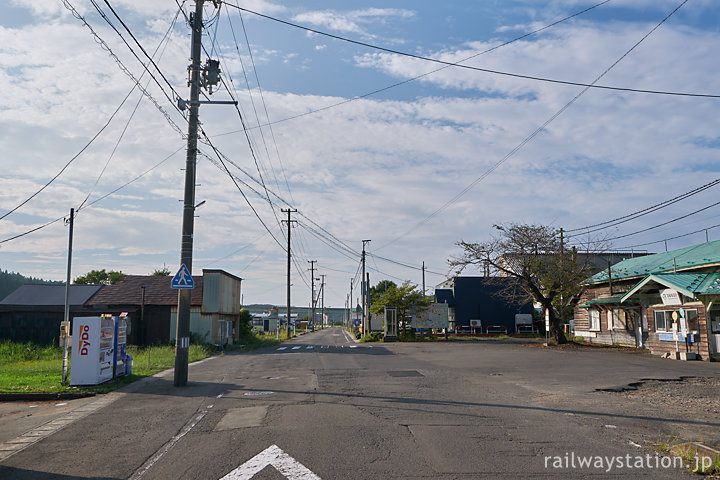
[113,315,128,377]
[70,315,116,386]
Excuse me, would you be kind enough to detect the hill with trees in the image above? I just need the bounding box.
[0,269,62,301]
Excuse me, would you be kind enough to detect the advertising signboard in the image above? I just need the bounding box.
[413,303,449,329]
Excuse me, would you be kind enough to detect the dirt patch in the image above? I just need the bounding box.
[614,377,720,417]
[606,377,720,448]
[525,341,646,353]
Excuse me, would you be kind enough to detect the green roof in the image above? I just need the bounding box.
[620,272,720,303]
[584,239,720,285]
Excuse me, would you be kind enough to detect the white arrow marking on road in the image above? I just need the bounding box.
[220,444,321,480]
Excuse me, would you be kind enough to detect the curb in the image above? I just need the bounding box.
[0,391,97,402]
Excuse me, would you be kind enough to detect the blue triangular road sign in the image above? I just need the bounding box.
[171,264,195,289]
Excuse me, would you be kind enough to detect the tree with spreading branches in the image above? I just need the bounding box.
[449,224,606,344]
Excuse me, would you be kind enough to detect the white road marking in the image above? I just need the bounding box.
[0,394,118,462]
[220,444,321,480]
[306,346,313,349]
[243,391,274,396]
[276,347,287,351]
[130,404,211,479]
[291,346,301,350]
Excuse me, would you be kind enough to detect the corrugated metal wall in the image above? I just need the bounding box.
[202,271,241,315]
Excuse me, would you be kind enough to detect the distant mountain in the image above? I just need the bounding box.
[0,270,62,301]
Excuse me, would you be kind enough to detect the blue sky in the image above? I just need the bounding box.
[1,0,719,307]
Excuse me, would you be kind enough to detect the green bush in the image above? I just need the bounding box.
[360,331,384,342]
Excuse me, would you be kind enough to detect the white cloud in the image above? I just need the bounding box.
[1,2,719,307]
[292,7,415,36]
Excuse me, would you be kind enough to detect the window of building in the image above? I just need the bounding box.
[589,309,600,331]
[654,310,672,332]
[610,309,626,330]
[685,309,698,332]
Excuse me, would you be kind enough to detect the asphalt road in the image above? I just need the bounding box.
[1,328,719,479]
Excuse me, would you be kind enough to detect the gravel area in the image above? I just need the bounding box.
[612,376,720,448]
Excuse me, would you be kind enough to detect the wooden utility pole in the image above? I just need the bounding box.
[282,208,297,337]
[320,274,326,328]
[361,240,370,334]
[61,208,74,384]
[308,260,316,331]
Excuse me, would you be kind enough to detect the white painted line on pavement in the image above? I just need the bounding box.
[306,346,313,349]
[276,347,287,351]
[0,393,119,462]
[130,406,210,480]
[220,444,321,480]
[291,346,301,350]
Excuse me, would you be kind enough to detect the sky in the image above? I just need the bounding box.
[1,0,719,309]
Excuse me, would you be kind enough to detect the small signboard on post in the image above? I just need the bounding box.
[171,264,194,289]
[413,303,449,329]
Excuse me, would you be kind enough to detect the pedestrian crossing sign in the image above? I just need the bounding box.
[171,264,194,289]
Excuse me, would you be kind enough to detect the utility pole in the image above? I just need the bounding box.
[282,208,297,338]
[174,1,235,386]
[361,240,370,334]
[308,260,316,331]
[173,0,205,387]
[366,272,370,333]
[560,228,565,328]
[349,278,353,329]
[61,208,74,384]
[422,261,426,296]
[320,274,326,328]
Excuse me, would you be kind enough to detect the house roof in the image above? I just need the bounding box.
[583,239,720,285]
[620,272,720,303]
[86,275,203,307]
[0,284,102,307]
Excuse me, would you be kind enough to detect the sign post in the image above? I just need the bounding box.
[545,308,550,343]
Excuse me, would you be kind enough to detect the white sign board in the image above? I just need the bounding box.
[413,303,449,329]
[660,289,682,306]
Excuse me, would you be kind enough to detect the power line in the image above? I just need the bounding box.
[213,0,613,137]
[79,6,183,211]
[378,0,689,251]
[565,177,720,236]
[226,2,718,99]
[0,146,184,245]
[601,198,720,243]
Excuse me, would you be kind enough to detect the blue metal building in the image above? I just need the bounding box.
[435,277,533,333]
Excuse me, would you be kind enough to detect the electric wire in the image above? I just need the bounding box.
[61,0,184,136]
[565,177,720,236]
[617,224,720,250]
[233,3,294,202]
[600,199,720,243]
[0,146,184,245]
[90,0,184,119]
[79,6,183,211]
[226,3,718,99]
[214,0,613,136]
[0,1,184,222]
[378,0,689,250]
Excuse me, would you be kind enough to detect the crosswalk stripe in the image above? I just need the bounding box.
[276,347,287,351]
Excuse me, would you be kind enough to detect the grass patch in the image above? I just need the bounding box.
[0,340,215,394]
